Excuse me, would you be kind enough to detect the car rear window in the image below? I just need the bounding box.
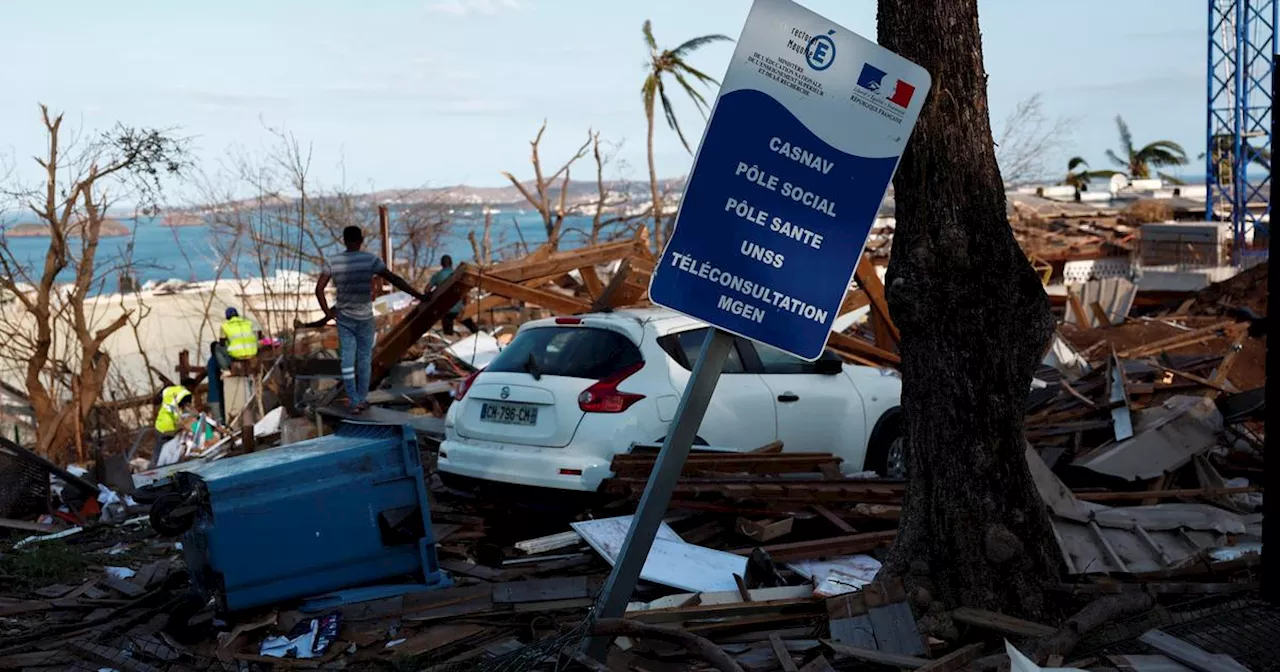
[486,327,643,380]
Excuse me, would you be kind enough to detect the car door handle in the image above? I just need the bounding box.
[777,393,799,403]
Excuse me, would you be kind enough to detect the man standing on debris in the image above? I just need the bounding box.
[220,307,258,361]
[427,255,477,336]
[315,226,428,412]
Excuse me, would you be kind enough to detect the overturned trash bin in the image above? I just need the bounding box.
[158,421,450,612]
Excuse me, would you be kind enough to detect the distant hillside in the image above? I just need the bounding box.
[4,218,131,238]
[168,177,688,217]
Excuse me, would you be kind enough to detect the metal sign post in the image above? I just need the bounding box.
[581,328,732,659]
[1265,47,1276,607]
[585,0,930,660]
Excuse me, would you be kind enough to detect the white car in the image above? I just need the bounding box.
[437,308,904,492]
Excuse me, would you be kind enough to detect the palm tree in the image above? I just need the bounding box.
[641,20,731,249]
[1105,115,1188,182]
[1062,156,1119,191]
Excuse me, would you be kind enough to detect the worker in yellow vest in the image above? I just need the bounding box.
[220,308,259,361]
[152,381,195,468]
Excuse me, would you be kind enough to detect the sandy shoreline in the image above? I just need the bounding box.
[0,272,331,394]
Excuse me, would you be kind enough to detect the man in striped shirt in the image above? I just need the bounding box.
[315,226,427,412]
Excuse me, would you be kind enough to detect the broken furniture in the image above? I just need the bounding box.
[161,421,450,612]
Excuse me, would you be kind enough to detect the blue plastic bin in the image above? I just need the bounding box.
[177,421,450,611]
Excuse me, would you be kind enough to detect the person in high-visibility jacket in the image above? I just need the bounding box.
[220,307,258,360]
[152,381,195,467]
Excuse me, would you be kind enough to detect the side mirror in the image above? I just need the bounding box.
[814,358,843,375]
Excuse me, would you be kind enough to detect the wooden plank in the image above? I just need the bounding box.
[855,255,899,343]
[491,576,591,604]
[1138,629,1251,672]
[838,289,871,316]
[1073,486,1258,502]
[821,639,928,669]
[869,599,926,655]
[736,517,794,543]
[915,643,984,672]
[0,517,55,533]
[578,265,605,298]
[950,606,1056,638]
[826,331,901,366]
[769,633,801,672]
[624,597,821,624]
[1205,328,1248,394]
[1068,292,1091,326]
[457,268,592,315]
[393,623,487,657]
[749,440,785,454]
[1090,300,1112,327]
[829,617,878,650]
[68,642,162,672]
[401,584,494,622]
[812,505,856,533]
[514,530,581,555]
[0,650,73,669]
[485,240,636,282]
[798,655,837,672]
[732,530,897,563]
[370,265,469,383]
[102,576,146,598]
[592,258,632,310]
[1116,321,1240,359]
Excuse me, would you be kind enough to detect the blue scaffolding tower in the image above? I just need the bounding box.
[1208,0,1276,262]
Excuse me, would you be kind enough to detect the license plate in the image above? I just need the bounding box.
[480,402,538,426]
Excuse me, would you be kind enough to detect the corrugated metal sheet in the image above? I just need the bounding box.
[1064,276,1138,327]
[1027,447,1261,576]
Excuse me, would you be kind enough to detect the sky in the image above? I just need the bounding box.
[0,0,1205,197]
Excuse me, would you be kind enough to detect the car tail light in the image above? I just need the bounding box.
[456,370,481,399]
[578,362,645,413]
[555,317,582,325]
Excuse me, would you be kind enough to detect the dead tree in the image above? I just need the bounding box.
[876,0,1062,622]
[994,93,1076,186]
[0,105,186,461]
[579,132,647,245]
[468,211,495,265]
[500,121,591,250]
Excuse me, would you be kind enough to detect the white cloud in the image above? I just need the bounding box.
[426,0,524,16]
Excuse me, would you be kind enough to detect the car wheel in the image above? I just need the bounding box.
[865,413,906,479]
[882,435,907,479]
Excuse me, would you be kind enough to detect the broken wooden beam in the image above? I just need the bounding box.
[732,530,897,563]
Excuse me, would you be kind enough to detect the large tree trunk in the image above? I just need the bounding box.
[876,0,1062,622]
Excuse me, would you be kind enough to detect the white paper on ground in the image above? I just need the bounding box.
[261,619,320,658]
[1006,640,1089,672]
[788,554,881,596]
[571,515,747,593]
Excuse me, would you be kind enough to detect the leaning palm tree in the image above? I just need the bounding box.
[1105,115,1189,182]
[641,20,731,250]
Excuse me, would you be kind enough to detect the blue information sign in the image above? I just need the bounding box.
[648,0,932,360]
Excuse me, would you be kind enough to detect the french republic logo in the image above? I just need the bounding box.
[851,62,916,123]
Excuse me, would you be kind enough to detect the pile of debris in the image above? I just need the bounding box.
[0,243,1269,671]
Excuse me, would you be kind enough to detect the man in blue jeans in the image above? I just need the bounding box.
[314,226,427,412]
